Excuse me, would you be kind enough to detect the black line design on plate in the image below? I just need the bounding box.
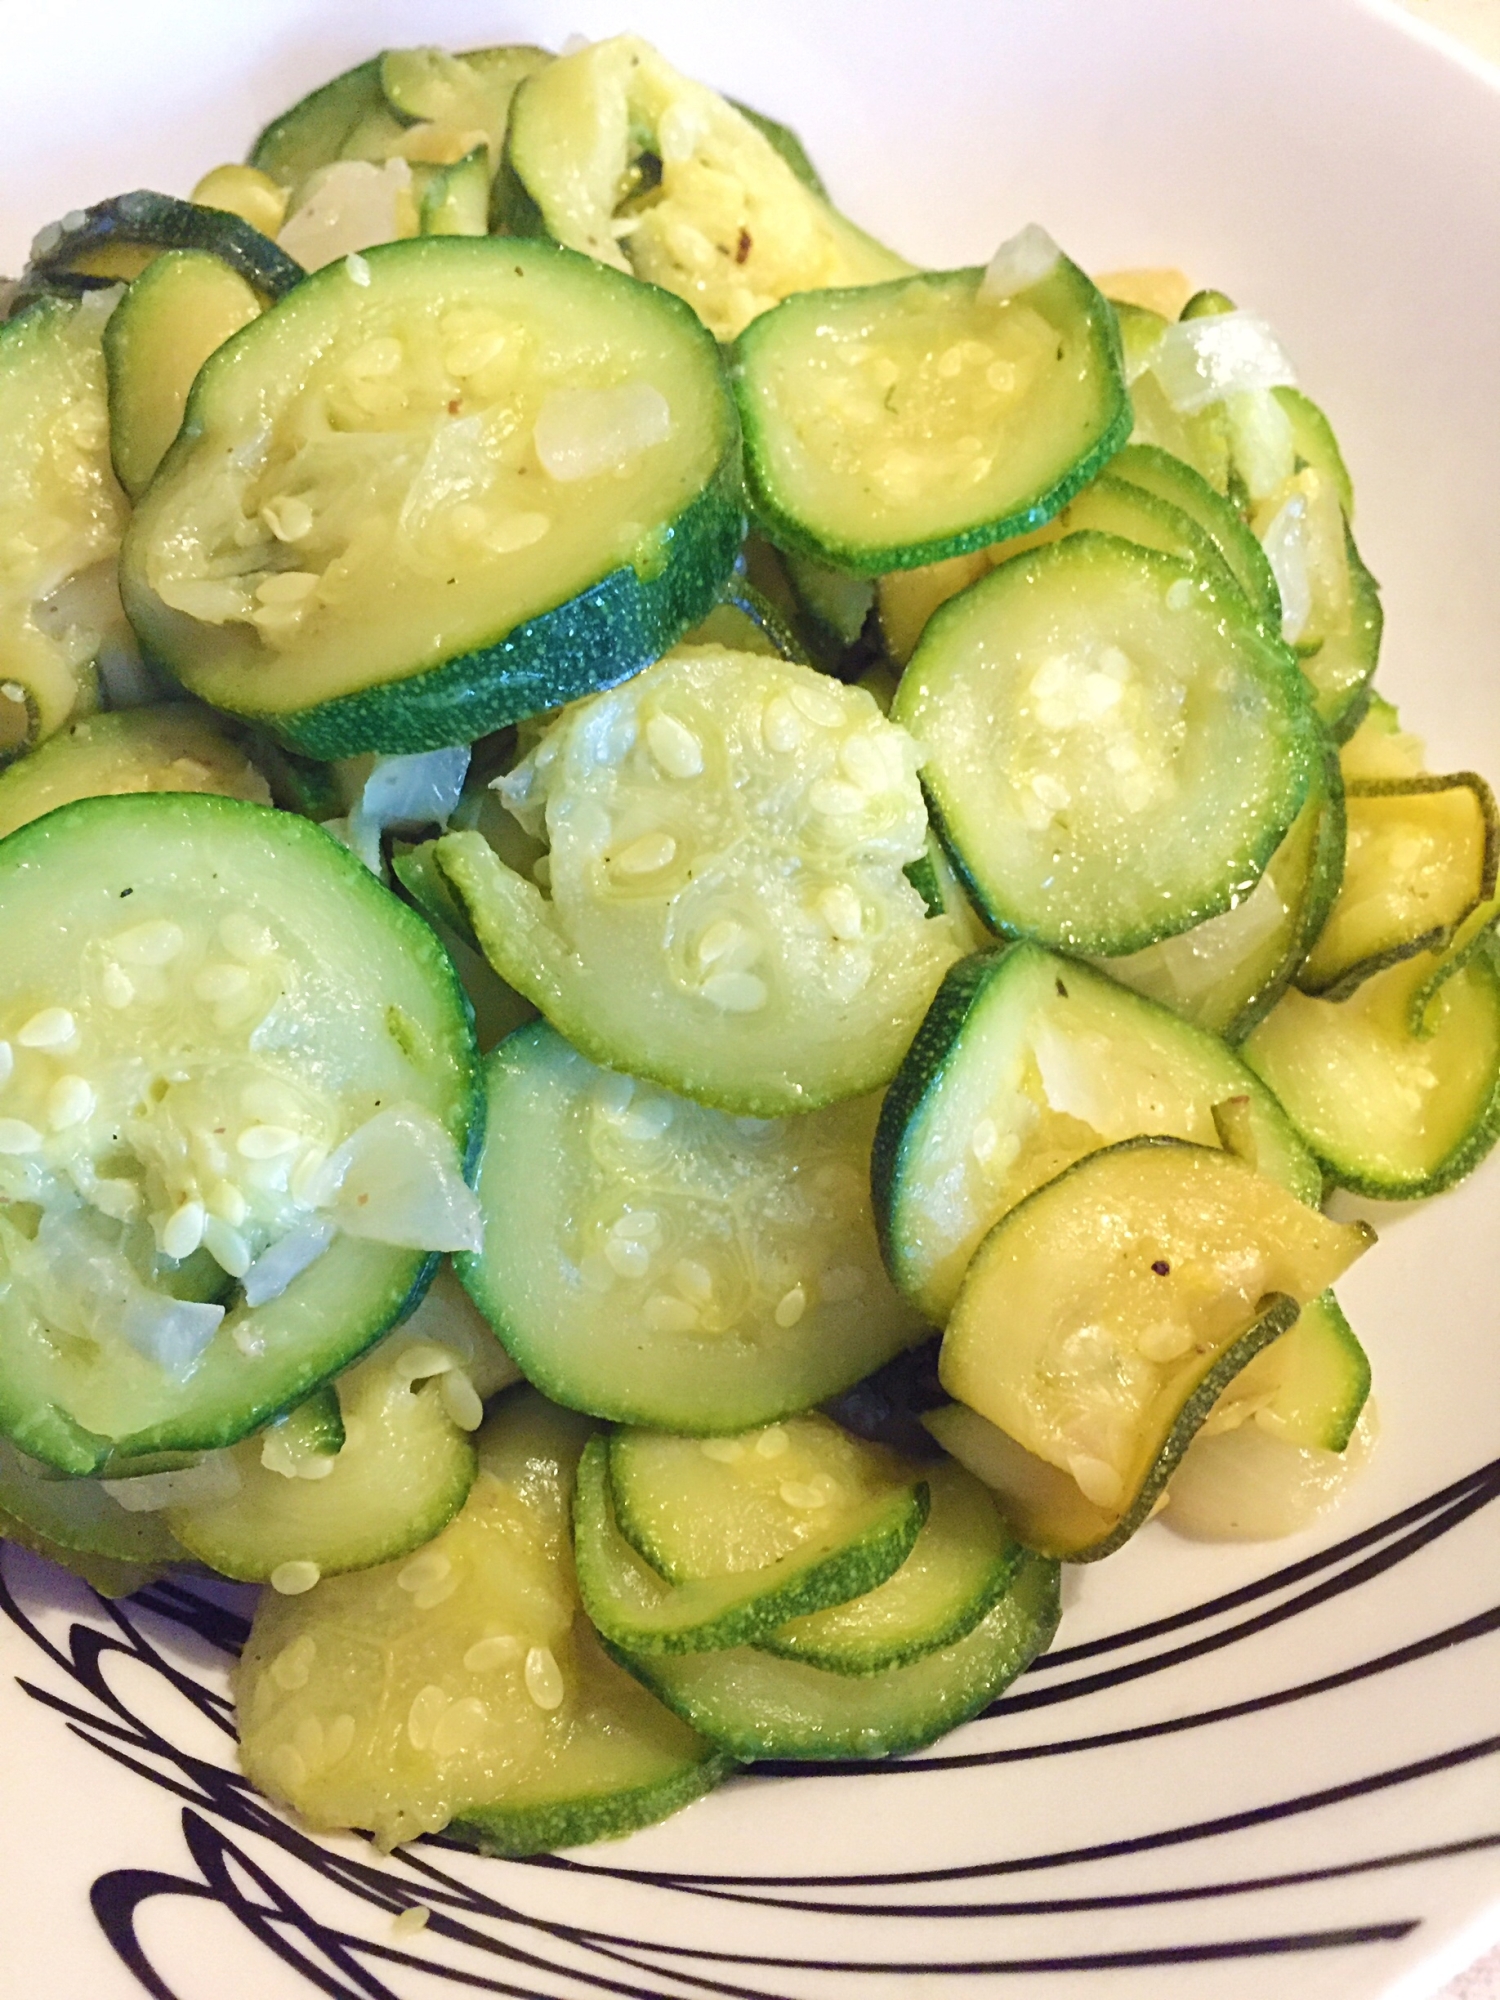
[5,1445,1500,1996]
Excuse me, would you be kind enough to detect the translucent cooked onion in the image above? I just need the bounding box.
[277,159,412,270]
[103,1453,241,1512]
[1147,310,1297,415]
[18,1204,224,1376]
[979,222,1061,302]
[242,1217,338,1307]
[1259,492,1314,645]
[309,1105,482,1252]
[533,381,673,483]
[344,746,471,873]
[1164,1404,1376,1540]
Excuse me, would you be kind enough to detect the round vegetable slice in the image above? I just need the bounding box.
[437,647,963,1115]
[121,236,743,757]
[458,1024,925,1432]
[236,1389,730,1853]
[894,534,1322,956]
[26,191,303,299]
[0,705,271,841]
[0,793,480,1472]
[731,249,1128,574]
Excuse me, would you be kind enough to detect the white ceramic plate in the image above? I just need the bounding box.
[3,3,1500,1995]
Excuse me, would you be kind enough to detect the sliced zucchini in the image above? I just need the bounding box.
[1253,469,1382,738]
[1194,1290,1369,1454]
[104,250,261,497]
[503,34,910,342]
[0,1434,185,1567]
[377,45,552,177]
[731,253,1127,574]
[249,58,389,191]
[165,1328,478,1581]
[122,236,742,757]
[28,192,302,300]
[1102,732,1345,1040]
[0,706,271,842]
[1339,694,1425,783]
[572,1433,927,1656]
[1107,442,1280,628]
[1297,774,1497,999]
[0,794,479,1473]
[1113,300,1231,493]
[0,290,125,765]
[390,842,537,1052]
[762,1457,1022,1673]
[613,1548,1060,1760]
[873,943,1322,1323]
[419,147,489,236]
[608,1415,919,1580]
[934,1138,1372,1558]
[730,100,829,199]
[435,647,962,1116]
[683,580,803,660]
[190,165,290,242]
[236,1387,729,1853]
[1244,939,1500,1199]
[0,1504,169,1597]
[1275,385,1355,517]
[893,534,1322,956]
[458,1024,924,1433]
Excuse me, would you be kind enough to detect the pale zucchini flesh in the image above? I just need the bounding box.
[0,706,271,842]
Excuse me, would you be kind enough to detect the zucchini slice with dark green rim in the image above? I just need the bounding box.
[0,1504,171,1597]
[893,533,1323,957]
[0,707,271,842]
[1276,385,1355,517]
[760,1457,1023,1673]
[503,33,910,342]
[932,1138,1372,1558]
[0,290,122,767]
[165,1331,479,1581]
[609,1547,1060,1760]
[1244,937,1500,1199]
[436,647,962,1117]
[104,250,262,498]
[1107,441,1281,627]
[1102,730,1345,1041]
[0,1433,186,1568]
[1339,693,1425,783]
[0,793,480,1473]
[731,255,1129,575]
[237,1388,730,1854]
[121,236,743,757]
[249,57,389,190]
[872,941,1322,1325]
[1297,772,1498,1000]
[1197,1290,1370,1455]
[608,1416,920,1582]
[28,192,303,301]
[572,1434,928,1656]
[458,1025,925,1434]
[1113,299,1231,494]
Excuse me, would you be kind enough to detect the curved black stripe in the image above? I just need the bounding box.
[745,1599,1500,1779]
[1032,1456,1500,1670]
[532,1731,1500,1891]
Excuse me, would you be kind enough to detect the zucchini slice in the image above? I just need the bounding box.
[122,236,743,757]
[572,1433,927,1656]
[1339,693,1425,783]
[1107,441,1281,628]
[1244,938,1500,1199]
[503,34,909,342]
[893,533,1322,956]
[0,1433,186,1568]
[165,1328,479,1582]
[1193,1290,1370,1455]
[249,58,390,190]
[0,794,479,1472]
[0,706,271,842]
[731,253,1128,575]
[458,1024,924,1433]
[1297,773,1498,999]
[104,250,262,498]
[0,290,126,766]
[236,1388,730,1853]
[761,1457,1023,1673]
[933,1138,1372,1559]
[613,1547,1060,1760]
[608,1415,920,1580]
[1254,475,1382,740]
[873,942,1322,1323]
[436,647,962,1115]
[1102,731,1345,1040]
[28,192,302,300]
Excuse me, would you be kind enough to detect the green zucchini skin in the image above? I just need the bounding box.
[1108,441,1281,628]
[248,58,388,189]
[448,1743,737,1858]
[607,1547,1061,1760]
[121,237,745,758]
[730,259,1130,577]
[0,793,481,1472]
[28,191,303,301]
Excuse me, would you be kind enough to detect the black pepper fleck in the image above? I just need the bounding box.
[1151,1259,1171,1276]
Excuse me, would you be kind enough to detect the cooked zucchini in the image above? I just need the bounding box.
[933,1139,1372,1557]
[459,1024,924,1433]
[873,942,1321,1323]
[731,252,1127,574]
[28,191,302,299]
[893,534,1322,956]
[0,706,270,842]
[122,236,742,757]
[436,647,962,1115]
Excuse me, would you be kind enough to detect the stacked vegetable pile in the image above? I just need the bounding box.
[0,32,1493,1855]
